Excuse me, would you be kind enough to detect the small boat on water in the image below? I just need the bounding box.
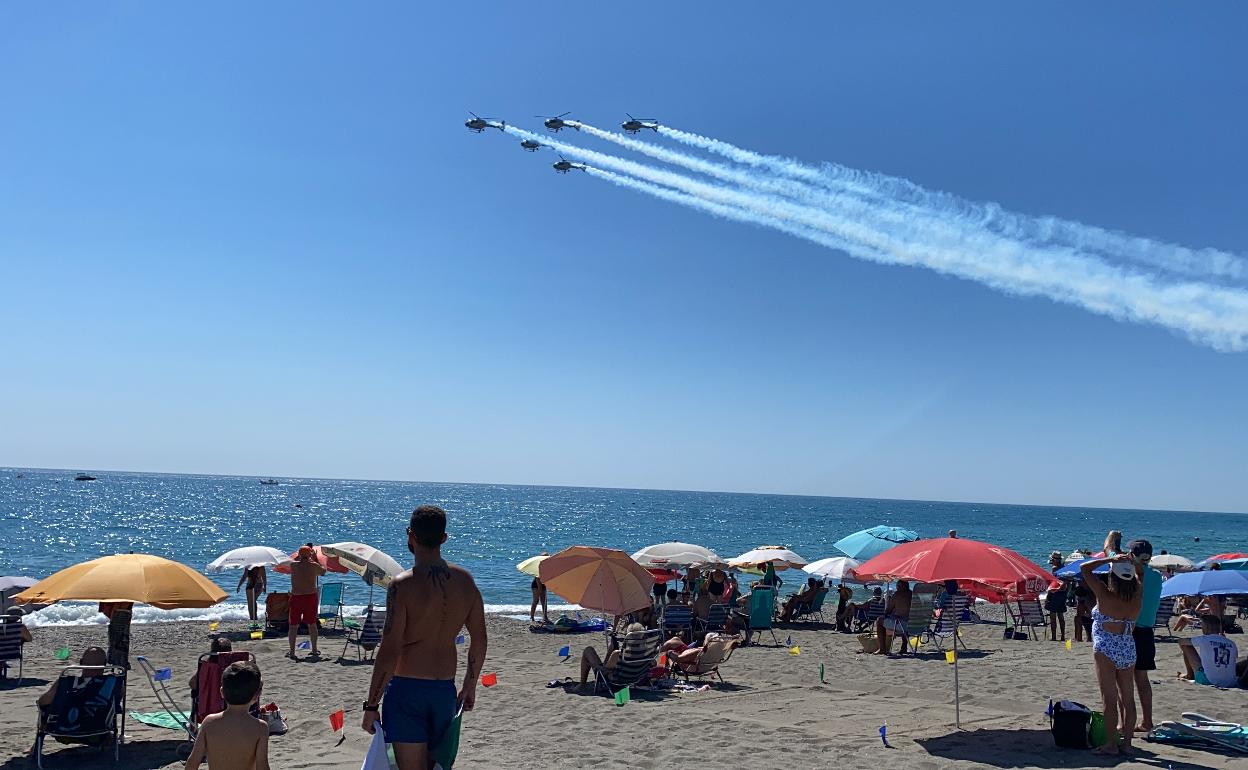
[259,479,279,486]
[74,474,97,481]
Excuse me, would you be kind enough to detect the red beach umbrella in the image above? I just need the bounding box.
[853,537,1051,596]
[1205,552,1248,562]
[273,546,349,575]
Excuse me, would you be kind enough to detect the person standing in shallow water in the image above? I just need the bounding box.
[237,565,267,624]
[362,505,487,770]
[529,552,549,623]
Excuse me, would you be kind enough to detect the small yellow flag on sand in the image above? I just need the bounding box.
[789,646,801,656]
[910,636,922,648]
[208,621,220,632]
[250,631,263,640]
[945,650,957,664]
[1065,639,1073,651]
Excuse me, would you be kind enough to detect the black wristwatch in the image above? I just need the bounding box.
[362,702,380,713]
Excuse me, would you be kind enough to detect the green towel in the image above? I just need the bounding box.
[129,710,191,730]
[431,708,463,769]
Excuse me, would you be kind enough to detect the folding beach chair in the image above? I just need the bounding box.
[191,651,256,726]
[1151,595,1177,639]
[318,582,345,630]
[341,606,385,662]
[733,587,779,645]
[672,634,739,683]
[1013,598,1048,640]
[697,603,731,633]
[1148,712,1248,755]
[264,592,290,636]
[853,595,887,633]
[899,595,935,654]
[661,604,694,642]
[925,592,972,650]
[593,629,663,694]
[0,614,25,683]
[35,665,127,768]
[791,588,830,623]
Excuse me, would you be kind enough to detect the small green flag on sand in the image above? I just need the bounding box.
[613,687,630,706]
[819,663,825,683]
[54,646,70,661]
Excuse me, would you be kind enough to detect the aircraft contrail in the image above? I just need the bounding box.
[503,125,1248,351]
[656,125,1248,283]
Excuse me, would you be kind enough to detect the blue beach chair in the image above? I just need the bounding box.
[733,587,778,645]
[318,582,345,629]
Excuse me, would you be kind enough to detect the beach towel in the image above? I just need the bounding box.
[432,708,464,770]
[360,726,388,770]
[128,710,191,730]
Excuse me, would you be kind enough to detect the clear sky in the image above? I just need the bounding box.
[2,3,1246,513]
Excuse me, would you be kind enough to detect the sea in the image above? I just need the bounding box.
[3,467,1245,626]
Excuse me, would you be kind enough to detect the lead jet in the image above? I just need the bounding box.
[538,112,579,132]
[552,156,587,174]
[464,112,504,133]
[621,113,659,134]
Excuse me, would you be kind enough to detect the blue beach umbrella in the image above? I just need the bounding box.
[833,526,920,562]
[1159,569,1248,598]
[1053,558,1109,581]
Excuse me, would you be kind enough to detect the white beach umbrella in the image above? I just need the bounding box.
[632,542,723,569]
[802,556,862,581]
[729,546,808,571]
[321,542,404,588]
[1149,554,1195,571]
[206,546,290,572]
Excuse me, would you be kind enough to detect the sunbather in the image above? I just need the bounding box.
[842,587,883,630]
[663,632,740,676]
[1178,615,1239,688]
[1174,595,1223,633]
[833,584,854,632]
[577,623,646,693]
[30,647,108,756]
[186,660,270,770]
[779,577,820,622]
[189,636,232,691]
[870,580,913,654]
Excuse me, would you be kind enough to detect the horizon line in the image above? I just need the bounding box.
[3,463,1244,518]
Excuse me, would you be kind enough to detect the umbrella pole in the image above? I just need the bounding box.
[953,613,961,729]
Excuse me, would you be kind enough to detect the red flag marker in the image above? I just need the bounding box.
[481,672,497,687]
[329,708,345,745]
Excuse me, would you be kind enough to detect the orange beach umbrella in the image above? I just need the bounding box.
[539,546,654,617]
[13,553,228,609]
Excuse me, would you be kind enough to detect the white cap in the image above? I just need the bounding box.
[1110,561,1137,580]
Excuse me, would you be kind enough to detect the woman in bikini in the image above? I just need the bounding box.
[1079,553,1143,756]
[236,566,267,624]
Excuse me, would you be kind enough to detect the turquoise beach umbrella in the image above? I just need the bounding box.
[833,526,920,561]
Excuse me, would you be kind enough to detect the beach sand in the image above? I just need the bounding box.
[1,609,1244,769]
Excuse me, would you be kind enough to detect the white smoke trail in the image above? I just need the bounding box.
[506,126,1248,350]
[657,125,1248,283]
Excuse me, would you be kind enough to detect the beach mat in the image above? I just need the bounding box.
[129,710,191,730]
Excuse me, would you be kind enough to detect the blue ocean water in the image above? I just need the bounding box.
[2,467,1244,622]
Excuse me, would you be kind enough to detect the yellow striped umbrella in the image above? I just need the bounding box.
[13,553,227,609]
[538,546,654,616]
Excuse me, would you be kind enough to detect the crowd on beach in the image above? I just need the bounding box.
[4,513,1248,768]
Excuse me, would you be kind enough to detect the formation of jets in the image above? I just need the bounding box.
[468,111,661,173]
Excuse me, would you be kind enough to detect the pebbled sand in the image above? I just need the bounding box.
[1,608,1244,769]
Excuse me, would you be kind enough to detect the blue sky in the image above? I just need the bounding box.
[2,3,1246,512]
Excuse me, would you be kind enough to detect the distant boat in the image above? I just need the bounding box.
[15,473,24,479]
[259,479,279,486]
[74,474,97,481]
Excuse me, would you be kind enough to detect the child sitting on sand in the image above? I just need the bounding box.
[186,661,270,770]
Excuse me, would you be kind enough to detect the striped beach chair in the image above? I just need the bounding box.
[697,603,731,633]
[1012,598,1048,640]
[925,592,971,650]
[662,604,694,641]
[593,629,663,694]
[340,606,385,662]
[0,615,25,684]
[1153,596,1177,639]
[853,595,888,633]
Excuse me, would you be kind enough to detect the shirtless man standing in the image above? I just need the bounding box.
[362,505,487,770]
[287,546,325,659]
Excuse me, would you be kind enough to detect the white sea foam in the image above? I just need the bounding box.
[21,601,584,626]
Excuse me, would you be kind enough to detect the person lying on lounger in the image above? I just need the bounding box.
[779,577,820,622]
[662,631,740,675]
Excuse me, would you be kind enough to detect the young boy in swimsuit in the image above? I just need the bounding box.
[186,661,270,770]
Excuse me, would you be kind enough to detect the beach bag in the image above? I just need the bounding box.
[260,702,287,736]
[1049,700,1093,748]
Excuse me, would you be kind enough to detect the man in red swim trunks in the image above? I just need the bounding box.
[287,546,326,659]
